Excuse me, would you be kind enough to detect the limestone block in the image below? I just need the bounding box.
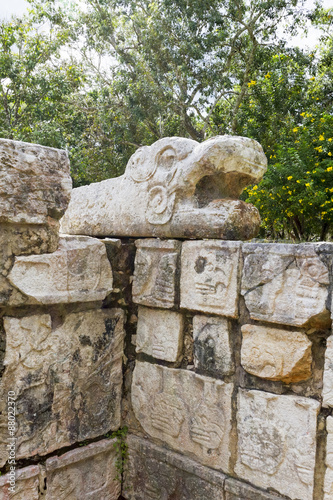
[241,324,312,383]
[323,334,333,407]
[193,315,233,378]
[60,135,267,240]
[324,416,333,500]
[0,138,71,225]
[131,361,233,473]
[180,241,241,317]
[235,389,320,500]
[0,309,124,466]
[136,306,184,361]
[225,477,286,500]
[8,235,113,304]
[0,465,40,500]
[124,434,225,500]
[241,243,331,328]
[45,438,120,500]
[132,239,181,308]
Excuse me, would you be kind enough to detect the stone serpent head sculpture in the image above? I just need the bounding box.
[60,135,267,239]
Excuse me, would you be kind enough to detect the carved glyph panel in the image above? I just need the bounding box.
[241,243,331,328]
[235,389,320,500]
[241,324,312,383]
[136,306,184,362]
[131,361,233,473]
[132,239,181,308]
[8,235,113,304]
[180,241,241,317]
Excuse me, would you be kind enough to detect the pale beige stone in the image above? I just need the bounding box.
[136,307,184,362]
[0,138,71,225]
[132,239,181,308]
[45,438,120,500]
[235,389,320,500]
[131,361,233,473]
[180,240,241,317]
[193,315,233,377]
[0,309,124,466]
[323,334,333,407]
[8,235,113,304]
[0,465,40,500]
[241,324,312,383]
[60,135,267,240]
[241,243,331,328]
[324,416,333,500]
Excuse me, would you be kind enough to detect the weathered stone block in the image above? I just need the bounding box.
[131,361,233,473]
[324,416,333,500]
[193,315,233,378]
[180,241,241,317]
[45,438,120,500]
[241,324,312,383]
[323,334,333,407]
[0,309,124,465]
[0,138,71,225]
[241,243,331,328]
[124,434,225,500]
[225,477,287,500]
[8,235,113,304]
[132,239,181,308]
[136,306,184,361]
[0,465,40,500]
[235,389,320,500]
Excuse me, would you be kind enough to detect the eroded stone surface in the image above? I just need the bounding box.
[180,241,241,317]
[241,243,331,328]
[323,334,333,407]
[136,307,184,361]
[132,361,233,472]
[132,239,181,308]
[324,416,333,500]
[0,309,124,466]
[124,434,225,500]
[8,235,113,304]
[193,315,233,378]
[60,135,266,240]
[0,465,40,500]
[241,324,312,383]
[45,438,120,500]
[225,477,287,500]
[235,389,320,500]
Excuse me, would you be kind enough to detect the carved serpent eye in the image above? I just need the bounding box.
[129,146,156,182]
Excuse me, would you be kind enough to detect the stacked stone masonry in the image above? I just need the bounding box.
[1,137,333,500]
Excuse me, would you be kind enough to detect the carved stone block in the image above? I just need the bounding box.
[193,315,233,378]
[0,309,124,466]
[180,240,241,317]
[132,239,181,308]
[45,439,120,500]
[235,389,320,500]
[124,434,225,500]
[324,416,333,500]
[136,306,184,361]
[241,243,331,328]
[241,324,312,383]
[0,465,40,500]
[8,235,113,304]
[131,361,233,473]
[323,334,333,407]
[225,477,287,500]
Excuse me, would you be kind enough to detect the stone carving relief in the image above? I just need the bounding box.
[235,389,320,500]
[241,324,312,383]
[132,239,181,308]
[8,235,113,304]
[131,361,233,473]
[60,135,267,239]
[136,306,184,361]
[323,334,333,407]
[193,315,234,378]
[0,309,124,466]
[324,416,333,500]
[180,241,241,317]
[241,243,331,328]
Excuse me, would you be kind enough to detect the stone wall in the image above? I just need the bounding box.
[1,137,333,500]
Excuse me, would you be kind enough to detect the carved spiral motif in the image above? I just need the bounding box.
[129,147,156,182]
[147,186,169,214]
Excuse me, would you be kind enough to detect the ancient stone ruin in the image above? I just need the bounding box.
[0,136,332,500]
